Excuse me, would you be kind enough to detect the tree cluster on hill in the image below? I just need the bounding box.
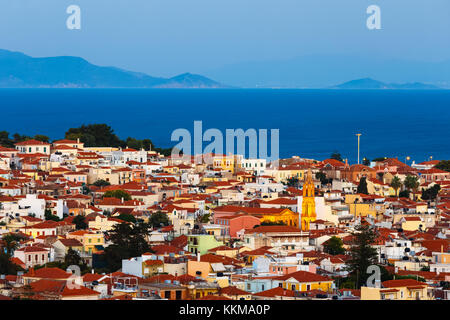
[149,211,170,228]
[0,124,173,157]
[65,124,173,155]
[0,131,50,147]
[323,236,346,255]
[422,184,441,200]
[330,151,343,162]
[103,189,132,201]
[435,160,450,172]
[101,222,152,272]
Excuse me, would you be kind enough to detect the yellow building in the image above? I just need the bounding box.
[163,166,180,174]
[268,166,306,183]
[361,279,431,300]
[274,270,334,293]
[212,155,235,172]
[67,230,105,254]
[400,217,424,231]
[260,208,299,227]
[301,169,316,231]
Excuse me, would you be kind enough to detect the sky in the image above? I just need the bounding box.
[0,0,449,77]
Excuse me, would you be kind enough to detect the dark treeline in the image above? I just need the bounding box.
[0,124,172,156]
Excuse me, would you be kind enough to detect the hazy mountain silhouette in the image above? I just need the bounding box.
[0,49,228,88]
[331,78,441,90]
[204,54,450,88]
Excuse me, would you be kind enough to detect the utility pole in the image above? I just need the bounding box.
[356,133,362,164]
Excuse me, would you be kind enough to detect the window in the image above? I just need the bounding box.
[164,291,171,299]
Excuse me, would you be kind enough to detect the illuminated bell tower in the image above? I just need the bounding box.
[301,169,316,231]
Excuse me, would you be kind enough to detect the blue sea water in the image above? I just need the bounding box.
[0,89,449,164]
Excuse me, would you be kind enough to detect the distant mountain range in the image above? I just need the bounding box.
[203,54,450,88]
[1,49,448,89]
[0,49,228,88]
[331,78,441,90]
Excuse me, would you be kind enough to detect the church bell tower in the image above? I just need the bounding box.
[301,169,316,231]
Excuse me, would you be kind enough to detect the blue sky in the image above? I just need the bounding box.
[0,0,449,77]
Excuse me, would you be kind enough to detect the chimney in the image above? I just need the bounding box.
[441,245,444,253]
[121,197,124,204]
[92,269,94,274]
[77,138,80,144]
[197,253,200,262]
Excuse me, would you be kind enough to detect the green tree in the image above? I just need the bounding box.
[149,211,169,228]
[260,220,286,226]
[65,124,123,147]
[2,233,25,257]
[399,190,410,198]
[103,190,132,201]
[0,131,14,148]
[92,179,111,187]
[315,172,329,185]
[64,248,83,267]
[102,222,151,272]
[125,137,154,151]
[422,184,441,201]
[44,209,60,222]
[33,135,50,143]
[12,133,32,144]
[117,213,137,223]
[323,236,346,255]
[285,177,300,188]
[390,176,402,197]
[0,252,24,274]
[330,151,343,162]
[435,160,450,172]
[357,177,369,195]
[345,224,379,288]
[404,175,420,200]
[199,213,211,223]
[73,215,88,230]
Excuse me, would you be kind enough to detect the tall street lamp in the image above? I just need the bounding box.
[356,133,362,164]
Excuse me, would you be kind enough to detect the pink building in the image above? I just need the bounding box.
[214,214,261,238]
[14,246,49,269]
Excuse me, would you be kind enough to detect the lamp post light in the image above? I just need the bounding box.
[356,133,362,164]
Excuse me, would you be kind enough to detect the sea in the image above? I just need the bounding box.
[1,88,449,164]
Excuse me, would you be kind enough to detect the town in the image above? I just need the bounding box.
[0,126,449,301]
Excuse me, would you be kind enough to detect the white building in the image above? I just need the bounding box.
[18,194,46,219]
